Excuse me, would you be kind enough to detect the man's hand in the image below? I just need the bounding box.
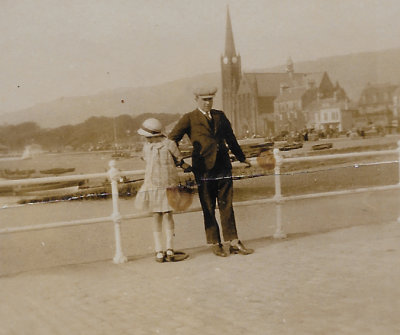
[242,159,252,168]
[181,162,193,173]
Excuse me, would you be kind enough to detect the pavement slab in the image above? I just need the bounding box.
[1,221,399,335]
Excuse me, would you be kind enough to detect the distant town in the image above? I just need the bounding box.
[221,8,399,141]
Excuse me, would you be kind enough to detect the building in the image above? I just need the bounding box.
[392,86,400,129]
[357,82,396,130]
[273,73,347,134]
[220,7,241,133]
[221,8,347,138]
[304,98,357,133]
[358,83,397,114]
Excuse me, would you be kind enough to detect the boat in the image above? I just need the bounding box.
[0,179,86,196]
[20,186,81,198]
[312,143,333,150]
[111,151,131,159]
[240,141,274,158]
[0,169,36,179]
[279,142,303,151]
[39,167,75,175]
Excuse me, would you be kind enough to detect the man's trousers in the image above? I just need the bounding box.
[194,167,239,244]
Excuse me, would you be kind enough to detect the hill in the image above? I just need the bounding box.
[3,48,400,128]
[263,48,400,101]
[1,73,222,128]
[0,113,181,151]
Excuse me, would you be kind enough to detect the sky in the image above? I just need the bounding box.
[1,0,399,114]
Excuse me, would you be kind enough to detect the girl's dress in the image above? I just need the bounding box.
[135,138,183,213]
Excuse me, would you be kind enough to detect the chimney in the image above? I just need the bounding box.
[280,83,289,94]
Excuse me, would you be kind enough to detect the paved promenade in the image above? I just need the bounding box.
[1,220,400,335]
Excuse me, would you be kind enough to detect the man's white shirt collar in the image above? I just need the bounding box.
[198,108,211,118]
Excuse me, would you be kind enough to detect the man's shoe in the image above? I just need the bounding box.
[229,241,254,255]
[212,243,228,257]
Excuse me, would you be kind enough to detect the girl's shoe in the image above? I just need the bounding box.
[155,251,165,263]
[165,249,175,262]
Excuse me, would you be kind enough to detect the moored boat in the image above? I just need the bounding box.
[39,167,75,175]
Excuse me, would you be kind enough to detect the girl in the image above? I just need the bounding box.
[135,118,191,263]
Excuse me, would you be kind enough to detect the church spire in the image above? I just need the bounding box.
[224,6,237,57]
[286,57,294,74]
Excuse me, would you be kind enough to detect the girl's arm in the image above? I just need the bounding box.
[141,143,149,161]
[168,140,192,172]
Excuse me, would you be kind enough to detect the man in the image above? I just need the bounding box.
[169,86,254,257]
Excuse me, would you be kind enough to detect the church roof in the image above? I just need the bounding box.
[274,86,308,102]
[240,71,326,97]
[303,72,325,86]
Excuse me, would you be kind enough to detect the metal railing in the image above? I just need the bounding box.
[1,141,400,264]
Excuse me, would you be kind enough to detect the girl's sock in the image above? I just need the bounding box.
[166,212,175,251]
[153,213,163,252]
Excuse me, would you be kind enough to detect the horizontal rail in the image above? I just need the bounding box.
[0,170,147,188]
[282,149,398,163]
[233,183,400,207]
[0,172,107,187]
[119,169,145,177]
[1,183,399,235]
[0,216,113,234]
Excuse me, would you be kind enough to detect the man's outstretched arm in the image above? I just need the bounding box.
[221,113,252,167]
[168,113,190,143]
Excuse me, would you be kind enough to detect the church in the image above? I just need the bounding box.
[221,8,347,138]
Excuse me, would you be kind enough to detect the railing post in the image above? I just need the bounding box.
[108,160,127,264]
[398,140,400,185]
[398,141,400,224]
[273,148,287,239]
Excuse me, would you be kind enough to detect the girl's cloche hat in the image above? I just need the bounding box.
[137,118,165,137]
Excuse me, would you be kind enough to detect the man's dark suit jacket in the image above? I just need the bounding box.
[169,109,246,173]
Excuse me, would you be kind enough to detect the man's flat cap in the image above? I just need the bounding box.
[193,86,217,98]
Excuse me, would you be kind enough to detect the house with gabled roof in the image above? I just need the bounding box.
[355,82,397,130]
[274,76,349,133]
[358,82,397,114]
